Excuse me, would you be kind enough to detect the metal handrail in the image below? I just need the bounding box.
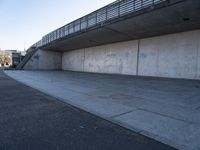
[16,47,37,70]
[32,0,168,49]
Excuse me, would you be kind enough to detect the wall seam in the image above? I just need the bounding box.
[83,48,86,72]
[61,52,63,70]
[196,38,200,79]
[136,39,140,76]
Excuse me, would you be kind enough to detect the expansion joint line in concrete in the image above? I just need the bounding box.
[83,48,86,72]
[136,39,140,76]
[138,108,194,124]
[110,109,137,119]
[195,39,199,78]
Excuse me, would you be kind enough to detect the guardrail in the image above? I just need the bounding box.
[16,47,37,70]
[32,0,168,48]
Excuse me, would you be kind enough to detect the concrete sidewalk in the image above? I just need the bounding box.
[5,70,200,150]
[1,70,176,150]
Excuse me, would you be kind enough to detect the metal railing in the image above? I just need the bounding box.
[32,0,168,48]
[16,47,37,69]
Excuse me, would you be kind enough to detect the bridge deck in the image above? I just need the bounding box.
[32,0,200,52]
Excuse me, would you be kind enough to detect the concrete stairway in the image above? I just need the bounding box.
[16,47,37,70]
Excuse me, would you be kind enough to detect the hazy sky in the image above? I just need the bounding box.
[0,0,114,51]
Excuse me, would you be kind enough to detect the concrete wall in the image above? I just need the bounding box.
[62,40,139,75]
[138,30,200,80]
[24,50,62,70]
[22,30,200,79]
[62,30,200,80]
[62,49,84,71]
[84,41,139,75]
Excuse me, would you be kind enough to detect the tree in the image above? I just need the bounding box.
[4,55,11,65]
[0,53,4,65]
[0,52,11,66]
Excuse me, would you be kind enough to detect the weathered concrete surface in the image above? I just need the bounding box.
[62,40,138,75]
[62,49,84,71]
[62,30,200,80]
[138,30,200,80]
[0,70,176,150]
[24,30,200,80]
[24,49,62,70]
[84,40,138,75]
[5,70,200,150]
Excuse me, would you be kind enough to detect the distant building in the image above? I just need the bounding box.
[12,52,21,66]
[0,50,25,67]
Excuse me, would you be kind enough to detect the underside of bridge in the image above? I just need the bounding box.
[41,0,200,52]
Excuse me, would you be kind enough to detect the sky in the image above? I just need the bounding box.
[0,0,114,51]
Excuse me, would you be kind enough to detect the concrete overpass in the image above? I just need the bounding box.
[18,0,200,80]
[9,1,200,149]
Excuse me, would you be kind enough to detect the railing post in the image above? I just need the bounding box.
[118,2,120,17]
[73,22,75,33]
[95,12,97,25]
[79,19,81,31]
[105,7,108,20]
[141,0,143,8]
[86,16,88,29]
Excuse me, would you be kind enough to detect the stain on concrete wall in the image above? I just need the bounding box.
[62,30,200,79]
[62,49,84,71]
[84,40,138,75]
[24,50,62,70]
[62,40,139,75]
[138,30,200,80]
[24,30,200,80]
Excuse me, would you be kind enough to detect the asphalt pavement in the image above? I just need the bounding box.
[0,70,176,150]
